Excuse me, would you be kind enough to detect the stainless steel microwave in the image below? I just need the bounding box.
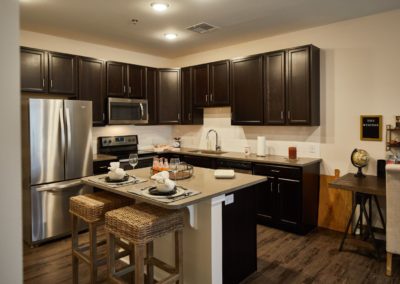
[108,97,148,125]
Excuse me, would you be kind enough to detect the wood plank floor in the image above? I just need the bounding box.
[24,225,400,283]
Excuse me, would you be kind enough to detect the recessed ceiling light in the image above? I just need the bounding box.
[164,33,177,40]
[151,3,169,12]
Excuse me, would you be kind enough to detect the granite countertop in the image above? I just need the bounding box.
[93,154,118,162]
[82,167,267,209]
[163,147,322,167]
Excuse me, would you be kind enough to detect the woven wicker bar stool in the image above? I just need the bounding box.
[105,203,185,284]
[69,191,134,284]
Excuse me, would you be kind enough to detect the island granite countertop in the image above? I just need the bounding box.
[82,167,267,209]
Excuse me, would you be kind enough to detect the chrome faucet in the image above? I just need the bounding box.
[206,129,221,151]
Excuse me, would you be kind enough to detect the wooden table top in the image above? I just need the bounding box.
[328,173,386,197]
[82,167,267,209]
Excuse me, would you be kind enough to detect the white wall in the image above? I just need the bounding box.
[0,0,23,283]
[21,30,173,68]
[173,9,400,176]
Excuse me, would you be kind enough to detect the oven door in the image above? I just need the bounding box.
[120,155,156,170]
[108,97,148,125]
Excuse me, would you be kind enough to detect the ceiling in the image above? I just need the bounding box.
[20,0,400,58]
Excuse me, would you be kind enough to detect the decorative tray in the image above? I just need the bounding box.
[150,162,194,180]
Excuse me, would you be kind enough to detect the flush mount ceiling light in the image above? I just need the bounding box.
[151,2,169,12]
[164,33,177,40]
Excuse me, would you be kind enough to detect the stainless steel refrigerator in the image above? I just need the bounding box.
[22,98,93,245]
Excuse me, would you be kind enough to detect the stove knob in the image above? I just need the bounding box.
[108,140,112,144]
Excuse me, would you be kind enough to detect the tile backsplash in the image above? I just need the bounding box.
[172,107,321,158]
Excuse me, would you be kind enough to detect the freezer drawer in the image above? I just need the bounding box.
[30,179,93,244]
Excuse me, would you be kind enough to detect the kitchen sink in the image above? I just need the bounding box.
[188,149,228,155]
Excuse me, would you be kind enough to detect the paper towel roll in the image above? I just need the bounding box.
[257,136,266,156]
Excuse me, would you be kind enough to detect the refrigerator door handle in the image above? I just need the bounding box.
[35,179,83,192]
[65,107,72,158]
[59,108,66,158]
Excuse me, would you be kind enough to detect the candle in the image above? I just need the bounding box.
[288,147,297,160]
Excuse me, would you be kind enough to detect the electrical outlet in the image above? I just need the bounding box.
[310,145,316,153]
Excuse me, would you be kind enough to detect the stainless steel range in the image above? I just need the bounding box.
[97,135,156,170]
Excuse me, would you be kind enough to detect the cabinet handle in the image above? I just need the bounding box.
[270,183,273,193]
[129,86,132,94]
[288,111,291,120]
[281,111,284,120]
[271,169,280,173]
[178,113,180,120]
[277,183,281,194]
[50,79,53,89]
[123,85,126,93]
[42,78,45,88]
[102,113,105,121]
[205,94,208,103]
[188,113,192,120]
[210,93,213,102]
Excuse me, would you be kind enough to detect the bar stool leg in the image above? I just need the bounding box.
[108,232,116,279]
[146,242,154,284]
[175,230,183,284]
[135,244,146,284]
[71,214,79,284]
[387,252,393,276]
[89,223,98,284]
[129,243,135,283]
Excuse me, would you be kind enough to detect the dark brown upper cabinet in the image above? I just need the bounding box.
[264,51,286,125]
[106,61,126,97]
[48,52,77,95]
[231,55,264,125]
[157,69,181,124]
[106,62,146,98]
[181,67,203,125]
[21,47,47,93]
[128,64,146,99]
[78,57,105,126]
[21,47,77,95]
[286,45,320,126]
[192,60,230,107]
[146,67,157,125]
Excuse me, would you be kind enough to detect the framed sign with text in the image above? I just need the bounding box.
[360,115,382,141]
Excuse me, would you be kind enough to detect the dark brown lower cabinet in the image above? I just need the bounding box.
[180,155,216,169]
[253,162,320,234]
[223,186,257,284]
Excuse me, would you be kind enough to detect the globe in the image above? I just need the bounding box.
[351,148,369,177]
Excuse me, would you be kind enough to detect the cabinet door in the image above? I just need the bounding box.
[231,55,264,125]
[48,52,77,94]
[20,47,47,93]
[181,67,193,124]
[106,61,127,97]
[286,46,310,125]
[256,180,275,221]
[78,57,105,126]
[209,60,230,106]
[192,64,208,107]
[277,178,301,225]
[157,69,181,124]
[146,67,157,124]
[264,51,286,125]
[128,64,146,99]
[222,186,257,284]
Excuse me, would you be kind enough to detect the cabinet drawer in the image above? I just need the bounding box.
[253,164,301,180]
[93,159,118,175]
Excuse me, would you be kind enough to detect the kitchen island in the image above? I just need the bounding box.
[82,167,267,284]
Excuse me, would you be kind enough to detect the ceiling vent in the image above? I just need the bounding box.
[186,22,218,34]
